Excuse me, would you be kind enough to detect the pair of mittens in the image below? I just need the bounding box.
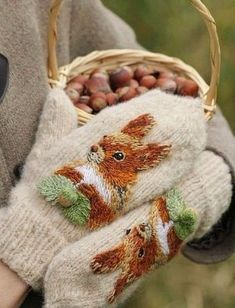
[44,151,232,307]
[0,88,206,289]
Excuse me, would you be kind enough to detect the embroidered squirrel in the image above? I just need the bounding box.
[90,190,197,303]
[38,114,171,229]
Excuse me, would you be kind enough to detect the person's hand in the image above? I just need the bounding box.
[44,150,232,307]
[0,88,206,289]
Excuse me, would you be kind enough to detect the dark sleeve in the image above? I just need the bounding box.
[183,108,235,263]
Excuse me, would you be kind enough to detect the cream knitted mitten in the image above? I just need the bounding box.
[0,88,206,288]
[44,151,232,308]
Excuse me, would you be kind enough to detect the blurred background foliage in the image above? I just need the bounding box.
[102,1,235,307]
[103,0,235,132]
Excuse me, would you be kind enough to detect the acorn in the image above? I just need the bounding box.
[65,88,80,104]
[134,65,151,81]
[110,66,133,89]
[176,77,199,97]
[66,82,83,94]
[106,92,118,106]
[79,96,90,105]
[155,78,177,94]
[140,75,156,89]
[116,86,137,102]
[136,86,148,95]
[85,77,111,94]
[89,92,107,112]
[70,74,89,86]
[75,103,93,114]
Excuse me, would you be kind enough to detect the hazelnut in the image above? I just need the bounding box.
[136,86,148,95]
[70,74,89,86]
[89,92,107,112]
[110,67,132,89]
[116,86,137,102]
[79,96,90,105]
[85,77,111,94]
[176,77,199,97]
[155,78,177,94]
[129,79,139,88]
[134,65,150,81]
[75,103,93,114]
[65,88,80,104]
[66,82,83,94]
[140,75,156,89]
[159,70,175,80]
[106,92,118,106]
[91,69,109,81]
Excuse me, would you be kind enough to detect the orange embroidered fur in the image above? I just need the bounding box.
[56,114,171,229]
[91,197,182,303]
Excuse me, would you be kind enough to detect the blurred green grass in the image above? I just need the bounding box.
[103,0,235,133]
[102,1,235,307]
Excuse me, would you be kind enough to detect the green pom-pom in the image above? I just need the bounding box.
[38,175,91,225]
[166,188,197,240]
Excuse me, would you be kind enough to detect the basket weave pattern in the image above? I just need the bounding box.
[48,0,221,123]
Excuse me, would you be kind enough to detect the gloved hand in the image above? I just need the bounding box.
[0,88,206,289]
[44,150,232,308]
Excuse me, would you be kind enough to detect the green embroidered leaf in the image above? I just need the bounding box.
[38,175,91,225]
[62,194,91,225]
[166,188,197,241]
[38,175,75,203]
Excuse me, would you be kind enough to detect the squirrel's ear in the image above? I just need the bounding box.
[136,143,171,170]
[121,114,155,139]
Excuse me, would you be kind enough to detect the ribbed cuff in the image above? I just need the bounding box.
[0,201,67,289]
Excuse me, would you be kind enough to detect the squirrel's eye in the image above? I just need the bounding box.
[126,229,131,235]
[138,247,145,258]
[113,151,125,161]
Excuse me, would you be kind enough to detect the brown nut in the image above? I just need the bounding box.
[140,75,156,89]
[110,66,132,89]
[89,92,107,112]
[91,69,109,81]
[159,70,175,80]
[134,65,151,81]
[66,82,83,94]
[136,86,148,95]
[70,74,89,86]
[79,95,90,105]
[75,103,93,114]
[129,79,139,88]
[106,92,118,106]
[176,77,199,97]
[85,77,111,94]
[65,88,80,104]
[116,86,137,102]
[155,78,177,94]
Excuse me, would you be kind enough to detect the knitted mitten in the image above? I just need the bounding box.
[44,151,232,308]
[0,88,206,288]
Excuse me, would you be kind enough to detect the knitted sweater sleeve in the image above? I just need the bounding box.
[183,107,235,263]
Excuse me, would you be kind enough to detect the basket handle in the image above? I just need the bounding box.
[48,0,221,119]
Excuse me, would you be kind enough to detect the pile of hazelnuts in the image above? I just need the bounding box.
[65,64,199,114]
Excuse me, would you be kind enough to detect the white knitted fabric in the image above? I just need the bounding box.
[44,151,232,308]
[0,88,206,288]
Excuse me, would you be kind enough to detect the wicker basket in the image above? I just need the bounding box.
[48,0,221,124]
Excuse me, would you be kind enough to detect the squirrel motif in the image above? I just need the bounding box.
[39,114,171,229]
[90,196,184,303]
